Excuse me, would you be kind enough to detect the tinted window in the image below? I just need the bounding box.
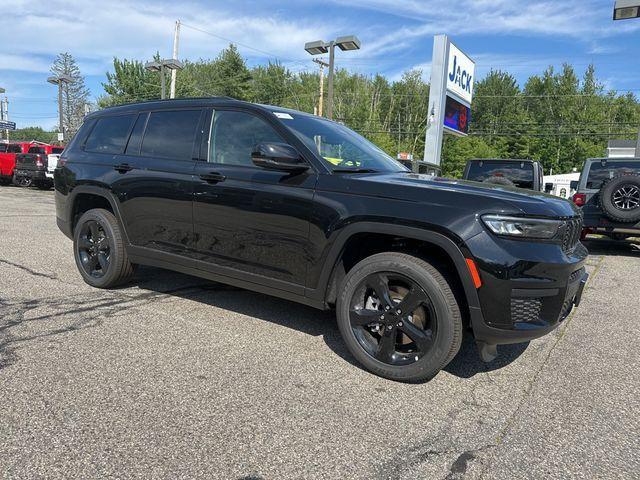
[7,144,23,153]
[209,111,283,166]
[586,161,640,190]
[0,144,6,153]
[28,147,46,154]
[125,113,148,156]
[283,113,407,172]
[466,161,534,189]
[52,147,64,154]
[85,114,135,154]
[141,110,201,161]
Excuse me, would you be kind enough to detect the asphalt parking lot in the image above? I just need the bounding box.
[1,187,639,480]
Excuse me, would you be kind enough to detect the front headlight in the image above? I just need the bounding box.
[481,215,561,239]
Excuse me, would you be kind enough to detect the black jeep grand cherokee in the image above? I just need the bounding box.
[55,98,588,382]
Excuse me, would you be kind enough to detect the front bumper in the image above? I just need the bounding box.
[465,231,588,346]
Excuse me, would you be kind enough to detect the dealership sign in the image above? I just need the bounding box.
[0,120,16,130]
[446,42,475,105]
[423,35,475,168]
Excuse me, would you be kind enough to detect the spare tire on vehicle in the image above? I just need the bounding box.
[598,173,640,223]
[483,176,515,187]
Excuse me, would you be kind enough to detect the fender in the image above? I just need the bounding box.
[64,184,132,245]
[305,222,481,310]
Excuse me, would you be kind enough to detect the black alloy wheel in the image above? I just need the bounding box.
[349,272,436,366]
[337,252,462,382]
[77,219,111,278]
[612,184,640,211]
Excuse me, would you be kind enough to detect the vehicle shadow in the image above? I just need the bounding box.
[126,266,528,382]
[583,236,640,257]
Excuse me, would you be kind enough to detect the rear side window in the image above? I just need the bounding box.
[28,147,46,154]
[7,144,23,153]
[85,114,135,154]
[0,144,6,153]
[141,110,201,161]
[466,161,534,189]
[586,161,640,190]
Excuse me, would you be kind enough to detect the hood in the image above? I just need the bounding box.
[335,172,579,218]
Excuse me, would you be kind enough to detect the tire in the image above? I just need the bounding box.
[598,174,640,223]
[13,175,32,187]
[336,252,462,382]
[483,176,515,187]
[35,181,52,190]
[73,208,136,288]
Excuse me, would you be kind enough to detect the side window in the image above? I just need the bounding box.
[125,112,148,156]
[85,114,135,154]
[140,110,201,161]
[209,110,283,166]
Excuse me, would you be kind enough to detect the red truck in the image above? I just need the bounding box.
[0,142,37,185]
[14,144,65,188]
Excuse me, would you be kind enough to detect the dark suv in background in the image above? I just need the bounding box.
[573,158,640,240]
[55,98,588,382]
[462,158,544,191]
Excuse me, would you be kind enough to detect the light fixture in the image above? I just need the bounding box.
[613,0,640,20]
[304,40,329,55]
[335,35,361,51]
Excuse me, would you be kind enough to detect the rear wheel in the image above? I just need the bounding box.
[73,208,136,288]
[336,252,462,382]
[13,175,32,187]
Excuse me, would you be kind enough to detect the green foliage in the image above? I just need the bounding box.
[98,45,640,177]
[50,52,90,137]
[10,126,58,143]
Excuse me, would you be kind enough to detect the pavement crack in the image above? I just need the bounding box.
[0,258,58,279]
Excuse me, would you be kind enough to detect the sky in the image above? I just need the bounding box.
[1,0,639,130]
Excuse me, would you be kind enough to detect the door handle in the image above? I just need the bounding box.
[114,163,133,173]
[200,172,226,183]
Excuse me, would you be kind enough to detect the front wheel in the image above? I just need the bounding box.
[73,208,136,288]
[336,252,462,382]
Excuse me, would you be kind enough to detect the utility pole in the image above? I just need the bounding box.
[4,97,9,141]
[170,19,181,99]
[312,58,328,117]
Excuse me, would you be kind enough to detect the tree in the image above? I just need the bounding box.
[209,44,252,100]
[50,53,90,137]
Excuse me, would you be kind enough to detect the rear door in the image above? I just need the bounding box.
[192,108,316,290]
[111,108,203,254]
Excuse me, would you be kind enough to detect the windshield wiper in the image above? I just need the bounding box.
[332,168,379,173]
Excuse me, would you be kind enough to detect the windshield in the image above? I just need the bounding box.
[466,161,534,189]
[585,161,640,190]
[276,112,408,173]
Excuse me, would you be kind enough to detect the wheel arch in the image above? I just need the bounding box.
[311,222,481,314]
[67,186,130,244]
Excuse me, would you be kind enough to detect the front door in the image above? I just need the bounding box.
[193,109,316,291]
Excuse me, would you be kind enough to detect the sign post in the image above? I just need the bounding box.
[422,35,475,171]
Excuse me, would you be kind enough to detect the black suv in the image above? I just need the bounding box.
[55,98,588,382]
[463,159,544,191]
[572,158,640,239]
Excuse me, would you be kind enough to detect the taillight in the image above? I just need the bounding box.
[36,156,44,167]
[572,193,586,207]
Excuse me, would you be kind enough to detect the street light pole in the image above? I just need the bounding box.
[145,59,183,100]
[327,42,336,120]
[170,20,181,99]
[305,35,361,120]
[47,74,73,142]
[613,1,640,155]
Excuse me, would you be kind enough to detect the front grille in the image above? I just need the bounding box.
[511,298,542,323]
[561,217,582,253]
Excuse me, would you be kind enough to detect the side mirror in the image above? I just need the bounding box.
[544,183,553,193]
[251,143,309,173]
[570,180,578,190]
